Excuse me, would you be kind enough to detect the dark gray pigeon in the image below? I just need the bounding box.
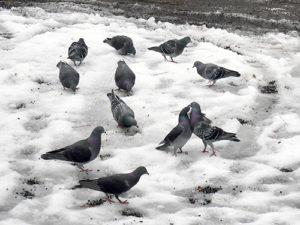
[107,89,138,128]
[57,61,80,93]
[190,103,240,156]
[103,35,136,55]
[73,166,149,204]
[156,105,192,156]
[193,61,241,86]
[148,36,191,63]
[115,60,136,92]
[68,38,88,66]
[41,126,106,173]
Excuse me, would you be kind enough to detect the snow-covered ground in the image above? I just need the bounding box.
[0,7,300,225]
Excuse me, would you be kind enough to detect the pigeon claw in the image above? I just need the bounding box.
[210,152,217,157]
[105,196,115,204]
[201,149,209,153]
[118,199,129,204]
[80,168,92,175]
[178,148,188,155]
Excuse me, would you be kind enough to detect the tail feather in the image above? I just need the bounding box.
[156,141,170,150]
[41,152,66,160]
[221,132,240,142]
[148,46,161,53]
[226,70,241,78]
[72,184,82,190]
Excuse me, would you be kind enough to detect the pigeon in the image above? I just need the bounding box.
[68,38,88,66]
[103,35,136,55]
[41,126,106,173]
[156,105,192,156]
[193,61,241,86]
[115,60,136,92]
[57,61,80,93]
[107,89,138,128]
[73,166,149,204]
[190,103,240,156]
[148,36,191,63]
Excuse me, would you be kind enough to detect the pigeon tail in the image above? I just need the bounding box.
[225,70,241,78]
[221,132,240,142]
[148,46,161,53]
[79,180,100,191]
[72,184,82,189]
[156,141,170,150]
[41,152,66,160]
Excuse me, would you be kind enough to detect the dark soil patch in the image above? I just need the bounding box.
[24,177,40,185]
[188,197,211,205]
[16,189,35,199]
[195,186,222,194]
[0,32,14,39]
[16,103,26,109]
[84,199,106,207]
[121,209,143,217]
[100,153,112,160]
[280,168,294,173]
[236,118,251,125]
[34,78,51,85]
[259,81,278,94]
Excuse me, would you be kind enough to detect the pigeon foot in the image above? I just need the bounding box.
[210,152,217,157]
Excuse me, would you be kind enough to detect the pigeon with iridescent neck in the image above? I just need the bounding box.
[103,35,136,55]
[68,38,88,66]
[41,126,105,173]
[148,36,191,63]
[107,89,138,128]
[193,61,241,86]
[73,166,149,204]
[115,60,136,92]
[190,102,240,156]
[156,105,192,156]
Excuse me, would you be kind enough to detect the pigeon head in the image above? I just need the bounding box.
[133,166,149,176]
[193,61,204,68]
[190,102,201,113]
[106,89,115,101]
[128,45,136,55]
[117,60,126,66]
[103,38,112,45]
[179,105,191,125]
[56,61,66,68]
[122,116,138,128]
[91,126,106,138]
[78,38,85,44]
[180,36,191,46]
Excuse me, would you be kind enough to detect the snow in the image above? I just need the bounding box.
[1,6,300,225]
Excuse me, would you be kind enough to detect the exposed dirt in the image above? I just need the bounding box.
[1,0,299,33]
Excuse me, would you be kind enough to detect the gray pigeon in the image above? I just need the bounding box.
[74,166,149,204]
[190,103,240,156]
[193,61,241,86]
[41,126,106,173]
[103,35,136,55]
[115,60,136,92]
[156,105,192,156]
[148,36,191,63]
[68,38,88,66]
[107,89,138,128]
[57,61,80,93]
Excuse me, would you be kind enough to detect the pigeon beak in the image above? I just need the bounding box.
[192,65,195,68]
[146,172,149,175]
[135,125,139,128]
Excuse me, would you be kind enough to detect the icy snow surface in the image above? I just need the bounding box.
[0,7,300,225]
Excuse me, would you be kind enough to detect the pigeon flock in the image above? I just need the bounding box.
[41,35,241,205]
